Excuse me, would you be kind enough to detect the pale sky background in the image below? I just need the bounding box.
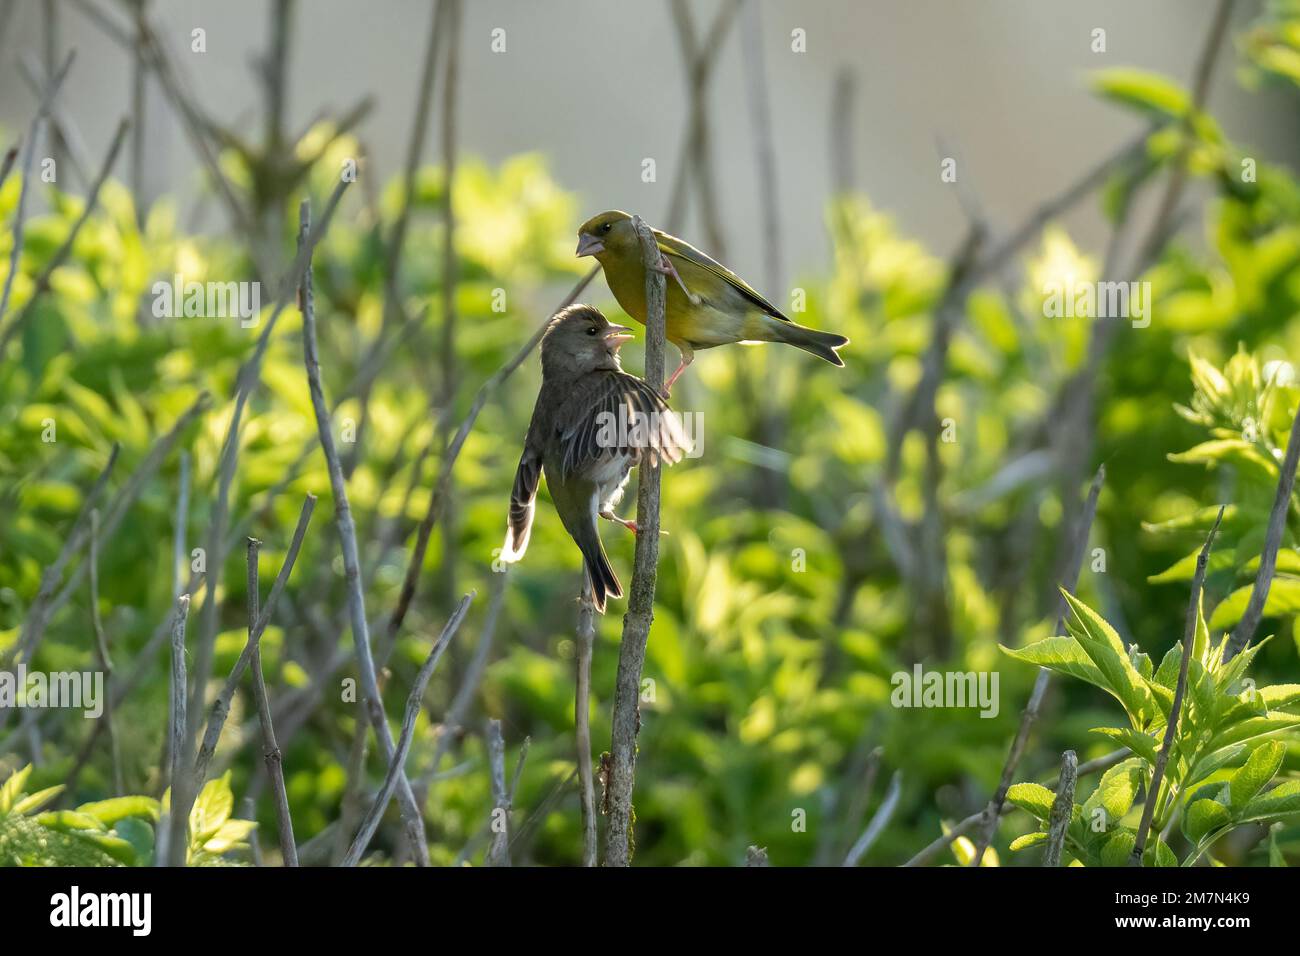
[1,0,1296,285]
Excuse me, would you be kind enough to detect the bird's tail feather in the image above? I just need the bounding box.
[766,317,849,366]
[580,537,622,614]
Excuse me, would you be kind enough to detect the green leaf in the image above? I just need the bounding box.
[1001,638,1107,692]
[1006,783,1056,822]
[35,810,107,832]
[69,830,136,866]
[189,772,234,845]
[0,765,32,815]
[76,796,161,826]
[1083,758,1144,825]
[114,817,155,868]
[1239,780,1300,824]
[1184,799,1231,843]
[1101,830,1136,867]
[1009,832,1048,852]
[1091,727,1159,766]
[1143,837,1178,868]
[1063,591,1156,724]
[200,818,256,855]
[1229,740,1286,811]
[11,785,65,816]
[1092,68,1191,120]
[1210,578,1300,630]
[1206,712,1300,753]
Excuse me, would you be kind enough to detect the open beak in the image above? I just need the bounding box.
[576,232,605,258]
[603,324,635,349]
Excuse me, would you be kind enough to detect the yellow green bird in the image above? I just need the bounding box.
[576,210,849,390]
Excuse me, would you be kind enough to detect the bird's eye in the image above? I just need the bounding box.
[601,222,612,233]
[587,327,599,336]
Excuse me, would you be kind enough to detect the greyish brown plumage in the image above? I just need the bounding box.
[500,304,690,611]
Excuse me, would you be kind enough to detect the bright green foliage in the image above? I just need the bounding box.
[1003,589,1300,866]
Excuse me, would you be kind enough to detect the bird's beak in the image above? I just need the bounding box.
[603,324,635,349]
[576,232,605,258]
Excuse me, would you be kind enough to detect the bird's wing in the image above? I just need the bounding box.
[555,371,691,480]
[653,227,791,321]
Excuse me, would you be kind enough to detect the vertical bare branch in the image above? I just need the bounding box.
[485,717,510,866]
[342,592,474,867]
[1131,506,1225,865]
[164,594,191,867]
[88,509,122,794]
[603,215,668,867]
[1224,407,1300,661]
[1043,750,1077,867]
[246,537,298,866]
[173,451,190,598]
[298,198,431,866]
[576,584,598,867]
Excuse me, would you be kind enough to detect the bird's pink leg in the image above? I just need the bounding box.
[600,511,669,536]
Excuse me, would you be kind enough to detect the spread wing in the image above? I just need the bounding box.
[653,227,791,321]
[556,371,691,480]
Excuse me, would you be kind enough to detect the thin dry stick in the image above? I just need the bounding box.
[173,451,190,598]
[418,571,508,789]
[88,510,122,794]
[843,771,902,867]
[603,215,668,867]
[298,198,430,867]
[0,144,18,192]
[191,495,316,787]
[485,717,510,867]
[1224,406,1300,661]
[341,592,475,867]
[1131,506,1224,865]
[164,594,191,867]
[190,177,350,724]
[0,50,75,326]
[246,538,298,866]
[381,265,599,652]
[0,116,130,360]
[575,582,598,867]
[968,464,1106,864]
[438,0,462,404]
[1043,750,1077,867]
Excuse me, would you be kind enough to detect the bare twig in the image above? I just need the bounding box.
[1131,506,1224,865]
[173,452,190,598]
[603,215,668,867]
[1043,750,1077,867]
[969,464,1105,863]
[191,496,316,787]
[164,594,191,867]
[843,771,902,866]
[342,592,475,867]
[298,198,430,866]
[88,510,122,794]
[485,717,510,866]
[246,538,298,866]
[1224,407,1300,661]
[576,584,598,867]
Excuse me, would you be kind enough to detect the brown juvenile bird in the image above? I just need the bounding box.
[500,304,689,612]
[576,210,849,390]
